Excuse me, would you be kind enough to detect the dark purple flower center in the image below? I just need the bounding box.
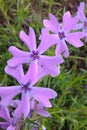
[84,22,87,27]
[30,50,40,60]
[58,32,66,40]
[21,81,32,93]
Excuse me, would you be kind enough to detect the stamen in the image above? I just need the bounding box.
[21,81,32,93]
[30,50,40,60]
[58,32,66,40]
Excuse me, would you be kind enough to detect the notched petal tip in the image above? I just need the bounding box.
[64,11,71,16]
[19,30,26,39]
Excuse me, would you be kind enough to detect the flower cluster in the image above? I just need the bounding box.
[0,2,86,130]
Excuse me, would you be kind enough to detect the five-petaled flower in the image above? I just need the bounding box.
[7,27,63,77]
[43,11,84,57]
[0,104,25,130]
[74,2,87,41]
[0,65,57,119]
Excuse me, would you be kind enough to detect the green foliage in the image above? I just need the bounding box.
[0,0,87,130]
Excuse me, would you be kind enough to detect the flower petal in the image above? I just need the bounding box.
[7,56,30,68]
[32,65,49,85]
[42,125,46,130]
[7,125,15,130]
[55,40,69,58]
[36,103,51,117]
[13,93,30,119]
[22,60,38,85]
[73,23,83,30]
[43,14,60,33]
[77,2,86,21]
[0,105,10,121]
[62,11,78,32]
[31,87,57,107]
[8,46,29,57]
[0,122,9,129]
[20,27,36,51]
[39,55,64,77]
[38,28,57,54]
[66,32,84,47]
[5,65,24,83]
[0,86,21,106]
[8,46,30,67]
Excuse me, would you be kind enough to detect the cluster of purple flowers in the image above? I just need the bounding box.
[0,2,86,130]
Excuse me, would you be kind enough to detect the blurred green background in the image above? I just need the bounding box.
[0,0,87,130]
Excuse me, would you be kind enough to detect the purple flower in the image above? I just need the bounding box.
[0,86,21,107]
[74,2,87,41]
[0,105,25,130]
[0,65,57,118]
[77,2,86,22]
[30,98,51,117]
[7,27,64,77]
[43,12,84,57]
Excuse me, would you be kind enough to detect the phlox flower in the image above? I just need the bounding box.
[0,65,57,118]
[7,27,63,77]
[74,2,87,41]
[0,105,25,130]
[0,99,47,130]
[29,98,51,118]
[43,11,84,57]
